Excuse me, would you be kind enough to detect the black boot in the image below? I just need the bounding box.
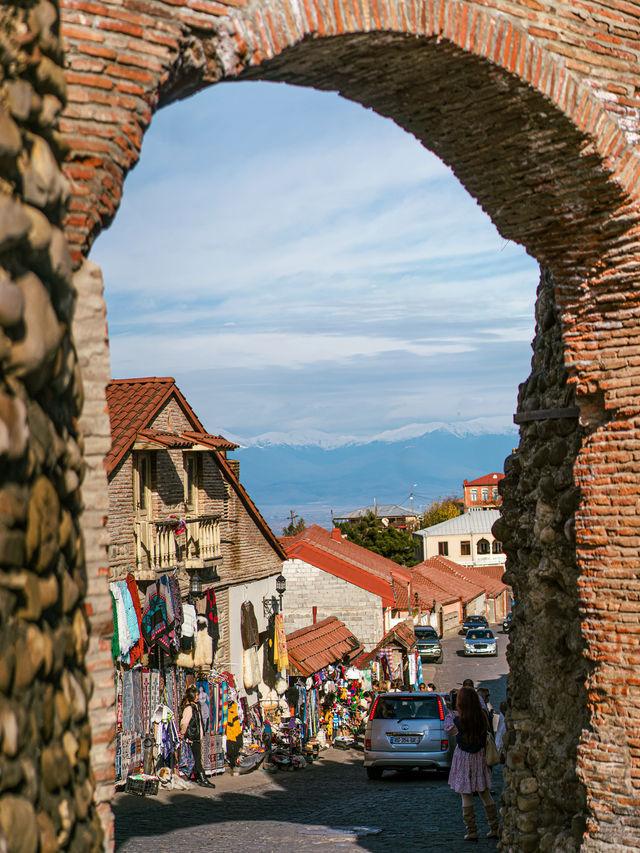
[197,775,215,788]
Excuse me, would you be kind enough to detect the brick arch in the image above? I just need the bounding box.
[59,1,640,850]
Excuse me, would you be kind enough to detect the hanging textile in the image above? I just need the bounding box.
[194,617,213,667]
[125,573,144,665]
[273,614,289,669]
[240,601,259,649]
[204,588,220,653]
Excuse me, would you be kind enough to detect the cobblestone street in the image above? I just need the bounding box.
[114,630,508,853]
[114,746,505,853]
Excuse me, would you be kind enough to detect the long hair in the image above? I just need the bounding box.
[180,685,198,717]
[456,686,488,744]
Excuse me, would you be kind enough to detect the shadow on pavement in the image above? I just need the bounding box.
[113,748,504,852]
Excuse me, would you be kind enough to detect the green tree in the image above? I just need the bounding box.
[338,512,419,566]
[418,495,462,529]
[282,513,306,536]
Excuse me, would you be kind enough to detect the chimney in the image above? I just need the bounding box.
[312,606,317,624]
[331,527,342,542]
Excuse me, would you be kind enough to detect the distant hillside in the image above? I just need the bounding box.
[233,429,518,534]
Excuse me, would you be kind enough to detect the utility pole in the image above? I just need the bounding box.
[288,510,298,527]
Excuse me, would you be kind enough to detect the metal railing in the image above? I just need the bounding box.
[134,515,221,574]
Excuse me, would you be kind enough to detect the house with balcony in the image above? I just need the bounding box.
[412,508,506,569]
[106,377,285,690]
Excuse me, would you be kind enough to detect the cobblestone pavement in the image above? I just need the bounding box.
[114,625,508,853]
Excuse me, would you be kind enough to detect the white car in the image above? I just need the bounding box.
[464,628,497,656]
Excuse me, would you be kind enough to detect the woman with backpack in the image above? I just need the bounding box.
[444,686,500,841]
[179,686,215,788]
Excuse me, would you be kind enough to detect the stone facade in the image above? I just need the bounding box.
[282,557,384,650]
[0,4,104,851]
[496,268,588,853]
[0,1,637,852]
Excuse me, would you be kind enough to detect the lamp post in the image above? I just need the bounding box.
[276,573,286,612]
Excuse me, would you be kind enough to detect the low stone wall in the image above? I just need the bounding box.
[496,268,589,852]
[0,3,103,851]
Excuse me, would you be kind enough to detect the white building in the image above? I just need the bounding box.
[412,509,505,568]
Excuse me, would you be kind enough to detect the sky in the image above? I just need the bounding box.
[90,80,540,447]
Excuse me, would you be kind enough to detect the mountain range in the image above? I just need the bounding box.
[232,425,519,535]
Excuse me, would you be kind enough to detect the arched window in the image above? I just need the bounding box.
[477,538,490,555]
[492,540,502,554]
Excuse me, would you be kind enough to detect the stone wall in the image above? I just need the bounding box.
[282,557,384,650]
[0,4,103,851]
[495,267,589,853]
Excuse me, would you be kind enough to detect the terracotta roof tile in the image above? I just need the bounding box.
[105,377,236,476]
[463,472,505,487]
[280,525,410,608]
[358,620,417,667]
[286,617,363,676]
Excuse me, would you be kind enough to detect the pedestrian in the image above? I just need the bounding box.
[419,682,426,691]
[179,686,215,788]
[426,683,436,693]
[495,701,507,755]
[444,686,500,841]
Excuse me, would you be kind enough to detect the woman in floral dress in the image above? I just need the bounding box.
[444,686,500,841]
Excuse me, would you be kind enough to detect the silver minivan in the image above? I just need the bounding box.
[363,691,454,780]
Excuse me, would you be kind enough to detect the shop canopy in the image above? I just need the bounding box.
[356,620,418,669]
[286,617,364,677]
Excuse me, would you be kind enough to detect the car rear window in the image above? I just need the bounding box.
[372,695,441,720]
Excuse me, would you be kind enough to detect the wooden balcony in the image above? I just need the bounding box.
[134,514,221,578]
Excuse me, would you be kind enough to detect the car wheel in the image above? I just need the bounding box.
[437,653,444,664]
[366,767,383,781]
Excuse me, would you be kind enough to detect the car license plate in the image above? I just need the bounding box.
[390,735,421,744]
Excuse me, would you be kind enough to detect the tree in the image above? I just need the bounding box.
[418,495,462,529]
[282,513,306,536]
[338,512,419,566]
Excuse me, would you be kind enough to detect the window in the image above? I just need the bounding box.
[470,488,477,502]
[492,541,502,554]
[460,540,471,556]
[481,488,489,501]
[134,453,150,513]
[477,538,490,555]
[184,453,198,510]
[492,487,498,500]
[438,541,449,556]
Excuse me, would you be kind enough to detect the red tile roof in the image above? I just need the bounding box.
[286,617,363,676]
[463,472,504,487]
[105,377,237,475]
[358,619,417,667]
[105,377,284,561]
[281,525,411,609]
[412,556,509,606]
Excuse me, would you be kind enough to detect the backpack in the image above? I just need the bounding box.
[186,705,200,741]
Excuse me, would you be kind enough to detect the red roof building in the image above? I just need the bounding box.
[286,617,364,676]
[106,376,285,682]
[462,472,504,512]
[280,525,412,651]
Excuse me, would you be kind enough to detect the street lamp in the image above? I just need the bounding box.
[275,573,286,612]
[189,571,203,598]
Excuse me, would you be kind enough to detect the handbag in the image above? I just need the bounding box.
[485,731,500,767]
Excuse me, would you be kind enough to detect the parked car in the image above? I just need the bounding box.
[364,692,454,780]
[459,614,489,635]
[463,628,497,656]
[502,612,512,633]
[414,625,443,664]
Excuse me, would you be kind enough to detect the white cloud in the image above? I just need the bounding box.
[93,81,539,442]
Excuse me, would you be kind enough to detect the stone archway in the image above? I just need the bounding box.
[59,2,640,850]
[0,0,637,851]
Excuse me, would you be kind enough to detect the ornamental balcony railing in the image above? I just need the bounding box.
[134,514,221,576]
